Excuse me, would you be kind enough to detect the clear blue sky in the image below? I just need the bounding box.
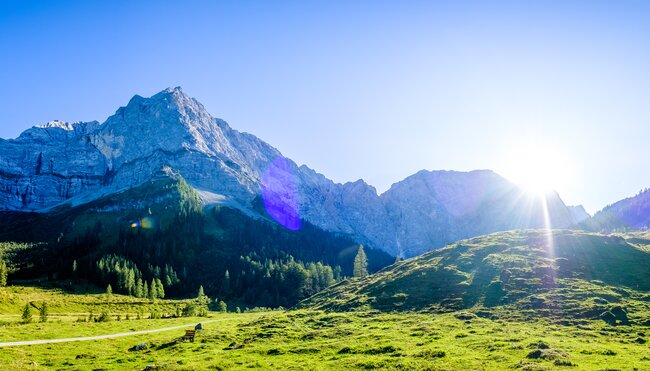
[2,0,650,213]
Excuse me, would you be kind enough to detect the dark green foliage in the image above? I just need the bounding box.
[39,302,48,322]
[148,279,157,300]
[94,255,172,298]
[0,176,392,307]
[220,270,230,296]
[155,278,165,299]
[553,359,577,367]
[226,255,338,307]
[182,303,198,317]
[415,349,446,359]
[0,258,7,287]
[218,300,227,312]
[96,311,111,322]
[21,303,33,323]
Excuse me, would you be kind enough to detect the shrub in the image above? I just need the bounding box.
[182,303,198,317]
[96,311,112,322]
[39,302,48,323]
[21,303,33,323]
[600,311,617,325]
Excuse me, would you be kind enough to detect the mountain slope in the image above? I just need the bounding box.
[0,87,582,257]
[585,189,650,231]
[1,171,394,307]
[301,230,650,324]
[381,170,577,256]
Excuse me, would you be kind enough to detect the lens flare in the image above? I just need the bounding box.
[261,156,301,230]
[139,216,156,229]
[129,216,157,230]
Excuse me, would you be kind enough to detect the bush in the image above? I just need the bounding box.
[21,303,33,323]
[39,302,48,323]
[600,311,617,325]
[182,304,198,317]
[218,300,227,312]
[96,311,112,322]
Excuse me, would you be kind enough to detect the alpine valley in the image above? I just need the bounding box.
[2,88,650,370]
[1,88,648,302]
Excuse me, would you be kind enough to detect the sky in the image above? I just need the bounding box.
[1,0,650,214]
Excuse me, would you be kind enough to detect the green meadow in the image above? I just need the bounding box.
[0,293,649,370]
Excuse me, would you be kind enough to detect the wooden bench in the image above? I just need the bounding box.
[182,329,196,342]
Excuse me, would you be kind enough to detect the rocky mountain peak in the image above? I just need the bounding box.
[0,87,587,257]
[36,120,75,130]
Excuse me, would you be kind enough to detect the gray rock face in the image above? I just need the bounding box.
[380,170,577,257]
[0,87,581,257]
[567,205,590,224]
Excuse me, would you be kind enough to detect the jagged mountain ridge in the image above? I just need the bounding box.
[1,87,584,257]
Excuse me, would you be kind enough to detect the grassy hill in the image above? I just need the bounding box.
[1,231,650,369]
[301,230,650,325]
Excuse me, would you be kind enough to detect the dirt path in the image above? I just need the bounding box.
[0,318,231,347]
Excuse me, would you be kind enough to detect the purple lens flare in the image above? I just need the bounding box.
[261,156,302,230]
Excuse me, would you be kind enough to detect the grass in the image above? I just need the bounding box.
[1,230,650,369]
[0,309,649,370]
[301,230,650,324]
[0,284,195,316]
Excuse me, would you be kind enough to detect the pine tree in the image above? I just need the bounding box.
[21,303,33,323]
[218,300,227,312]
[127,269,136,296]
[353,245,369,278]
[39,302,48,323]
[106,284,113,296]
[0,258,7,287]
[197,285,210,306]
[148,279,157,301]
[143,280,149,300]
[135,278,144,298]
[155,278,165,299]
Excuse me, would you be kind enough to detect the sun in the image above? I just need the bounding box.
[498,142,572,196]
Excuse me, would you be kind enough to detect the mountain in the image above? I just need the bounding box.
[0,87,581,257]
[1,170,395,307]
[301,229,650,325]
[380,170,577,256]
[567,205,590,224]
[585,189,650,231]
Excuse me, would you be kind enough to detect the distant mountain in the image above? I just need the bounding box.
[567,205,590,224]
[301,230,650,325]
[380,170,577,256]
[585,189,650,231]
[0,87,582,257]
